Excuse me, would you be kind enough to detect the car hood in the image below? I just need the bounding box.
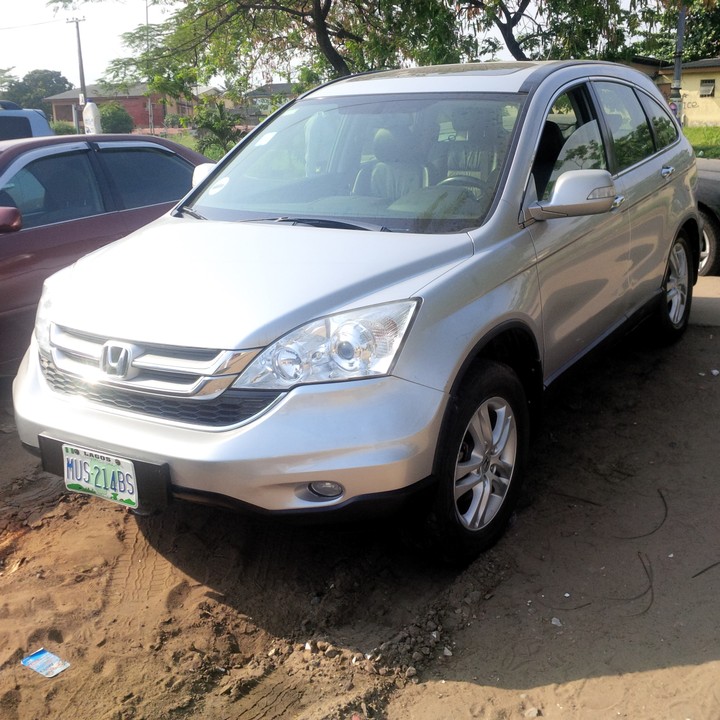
[50,217,472,349]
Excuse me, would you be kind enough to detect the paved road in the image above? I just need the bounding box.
[692,275,720,326]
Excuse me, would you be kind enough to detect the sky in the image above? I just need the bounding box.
[0,0,171,89]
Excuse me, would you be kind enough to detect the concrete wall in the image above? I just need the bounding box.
[657,68,720,127]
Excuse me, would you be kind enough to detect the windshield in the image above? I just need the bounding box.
[193,93,523,233]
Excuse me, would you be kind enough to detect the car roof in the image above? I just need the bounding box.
[309,60,646,98]
[0,133,208,165]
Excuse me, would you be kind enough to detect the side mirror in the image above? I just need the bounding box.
[0,206,22,233]
[192,162,216,188]
[526,169,617,222]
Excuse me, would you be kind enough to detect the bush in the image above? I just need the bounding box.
[99,102,134,134]
[50,120,77,135]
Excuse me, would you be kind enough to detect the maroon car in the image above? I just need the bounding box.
[0,134,208,375]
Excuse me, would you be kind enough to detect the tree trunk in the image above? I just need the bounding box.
[311,0,351,76]
[496,21,530,60]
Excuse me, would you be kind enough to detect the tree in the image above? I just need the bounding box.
[459,0,638,61]
[50,0,694,99]
[1,69,73,115]
[0,68,17,94]
[631,0,720,62]
[99,101,134,133]
[193,101,245,159]
[51,0,478,100]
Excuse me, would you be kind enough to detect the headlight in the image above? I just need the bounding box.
[233,300,419,390]
[35,283,54,355]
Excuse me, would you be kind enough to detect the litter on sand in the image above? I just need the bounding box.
[21,648,70,677]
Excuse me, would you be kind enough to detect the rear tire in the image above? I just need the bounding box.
[426,360,529,564]
[654,233,693,344]
[699,209,720,277]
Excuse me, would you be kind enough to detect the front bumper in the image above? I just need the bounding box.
[13,347,447,514]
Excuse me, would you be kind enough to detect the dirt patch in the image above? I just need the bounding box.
[1,323,719,719]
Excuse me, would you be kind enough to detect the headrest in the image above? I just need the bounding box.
[451,105,502,138]
[373,128,413,163]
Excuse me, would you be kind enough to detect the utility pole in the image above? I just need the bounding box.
[145,0,154,134]
[68,17,87,133]
[669,5,687,124]
[68,18,87,105]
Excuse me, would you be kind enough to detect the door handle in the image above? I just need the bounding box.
[661,165,675,179]
[611,195,625,209]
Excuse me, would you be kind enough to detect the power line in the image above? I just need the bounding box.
[0,19,64,32]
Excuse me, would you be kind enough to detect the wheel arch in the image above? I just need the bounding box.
[446,321,543,428]
[680,215,702,283]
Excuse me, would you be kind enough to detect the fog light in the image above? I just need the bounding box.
[308,481,344,498]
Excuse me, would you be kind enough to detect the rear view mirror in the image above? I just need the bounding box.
[0,205,21,233]
[192,163,216,188]
[526,169,617,222]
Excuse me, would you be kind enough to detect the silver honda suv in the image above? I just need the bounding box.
[13,61,699,562]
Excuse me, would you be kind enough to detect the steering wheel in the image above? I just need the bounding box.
[438,175,490,196]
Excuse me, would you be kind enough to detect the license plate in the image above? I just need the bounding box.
[62,443,138,508]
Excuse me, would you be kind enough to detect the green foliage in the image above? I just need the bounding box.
[99,102,134,133]
[193,101,245,158]
[45,0,720,101]
[684,126,720,159]
[163,113,181,129]
[1,69,72,115]
[54,0,479,100]
[0,68,17,93]
[162,131,200,152]
[630,1,720,62]
[51,120,78,135]
[292,66,326,95]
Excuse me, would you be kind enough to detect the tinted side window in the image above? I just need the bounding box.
[638,93,678,150]
[594,82,654,172]
[0,117,32,140]
[1,151,104,228]
[533,87,607,200]
[98,147,193,209]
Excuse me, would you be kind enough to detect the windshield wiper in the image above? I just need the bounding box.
[173,203,206,220]
[242,216,391,232]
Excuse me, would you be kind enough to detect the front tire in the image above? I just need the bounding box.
[427,360,530,563]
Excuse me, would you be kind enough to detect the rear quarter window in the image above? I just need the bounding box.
[638,93,679,150]
[98,147,194,209]
[0,116,32,140]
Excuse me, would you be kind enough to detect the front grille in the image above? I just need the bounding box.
[41,325,282,428]
[41,356,282,427]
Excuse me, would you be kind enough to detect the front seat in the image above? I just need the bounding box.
[444,105,510,186]
[532,121,565,200]
[354,127,429,201]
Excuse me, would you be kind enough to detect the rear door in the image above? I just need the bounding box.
[92,140,197,234]
[590,80,691,311]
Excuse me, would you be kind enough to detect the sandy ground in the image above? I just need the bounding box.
[1,281,719,720]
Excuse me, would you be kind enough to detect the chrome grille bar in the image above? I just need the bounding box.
[49,324,260,398]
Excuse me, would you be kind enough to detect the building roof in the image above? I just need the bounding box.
[246,82,294,99]
[631,55,672,69]
[46,83,153,102]
[682,58,720,70]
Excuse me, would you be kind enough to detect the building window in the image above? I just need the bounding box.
[699,79,715,97]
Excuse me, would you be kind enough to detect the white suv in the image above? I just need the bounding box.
[13,61,699,561]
